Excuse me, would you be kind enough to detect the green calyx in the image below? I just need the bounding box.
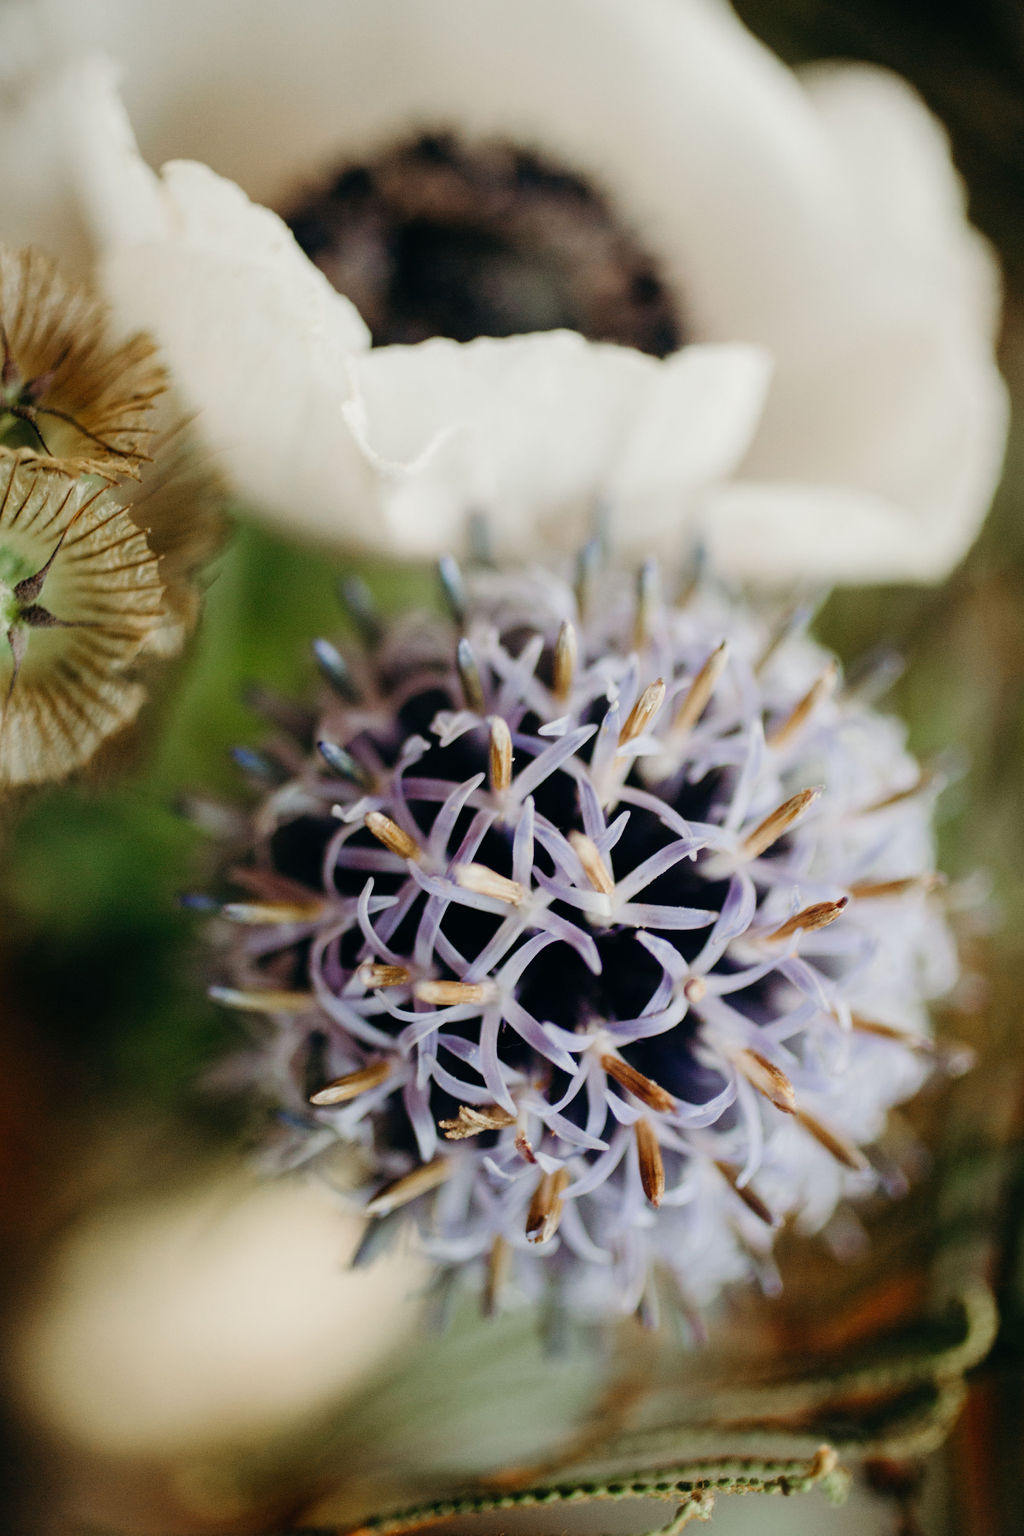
[0,545,37,588]
[0,540,73,687]
[0,582,22,632]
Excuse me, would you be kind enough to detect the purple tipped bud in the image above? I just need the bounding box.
[229,745,287,784]
[312,638,360,701]
[337,573,381,646]
[318,738,373,789]
[177,891,221,912]
[438,555,468,624]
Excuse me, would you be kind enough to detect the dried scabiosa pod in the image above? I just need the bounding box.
[0,244,165,480]
[0,460,187,786]
[118,418,227,654]
[0,240,223,788]
[207,559,964,1321]
[0,435,222,788]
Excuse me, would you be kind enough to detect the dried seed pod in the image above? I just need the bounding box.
[0,244,166,481]
[0,245,223,788]
[0,460,210,787]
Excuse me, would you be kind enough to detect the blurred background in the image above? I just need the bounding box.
[3,1,1024,1532]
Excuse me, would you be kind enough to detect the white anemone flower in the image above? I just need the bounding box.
[0,0,1007,581]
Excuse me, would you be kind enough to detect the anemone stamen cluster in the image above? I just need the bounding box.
[210,559,961,1320]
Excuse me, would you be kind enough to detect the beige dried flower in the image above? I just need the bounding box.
[119,417,226,653]
[0,445,219,788]
[0,244,165,481]
[0,234,225,787]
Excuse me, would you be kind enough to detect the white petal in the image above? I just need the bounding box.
[728,339,1007,584]
[0,31,93,269]
[13,1171,425,1455]
[23,0,852,312]
[800,63,1000,333]
[735,64,1009,580]
[700,482,938,585]
[344,332,771,557]
[67,56,376,540]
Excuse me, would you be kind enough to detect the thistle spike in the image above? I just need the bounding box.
[312,638,360,701]
[574,537,602,619]
[364,811,421,861]
[754,602,814,676]
[741,786,822,860]
[488,715,513,793]
[177,892,221,913]
[796,1109,869,1172]
[569,831,615,894]
[484,1235,510,1316]
[767,897,848,943]
[414,979,497,1007]
[601,1053,674,1113]
[635,1119,666,1207]
[619,678,666,746]
[525,1168,570,1244]
[358,963,412,989]
[634,558,660,648]
[310,1061,391,1106]
[552,619,578,703]
[230,745,288,784]
[848,873,945,900]
[671,641,729,737]
[767,660,839,749]
[208,985,314,1014]
[455,863,525,906]
[221,899,326,925]
[715,1162,779,1227]
[734,1048,797,1113]
[318,739,374,788]
[850,1014,934,1050]
[365,1159,452,1217]
[456,636,485,712]
[438,554,467,624]
[861,770,936,815]
[467,510,495,567]
[337,573,381,646]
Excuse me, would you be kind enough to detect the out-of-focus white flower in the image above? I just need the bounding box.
[15,1172,427,1458]
[11,1161,618,1534]
[0,0,1008,581]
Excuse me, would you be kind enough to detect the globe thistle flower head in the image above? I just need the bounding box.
[210,556,962,1322]
[0,244,165,480]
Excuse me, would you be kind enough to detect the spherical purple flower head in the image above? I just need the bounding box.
[210,558,963,1322]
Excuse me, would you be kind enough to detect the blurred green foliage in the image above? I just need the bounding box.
[1,523,431,1110]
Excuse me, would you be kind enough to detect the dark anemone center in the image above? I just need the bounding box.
[284,132,683,355]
